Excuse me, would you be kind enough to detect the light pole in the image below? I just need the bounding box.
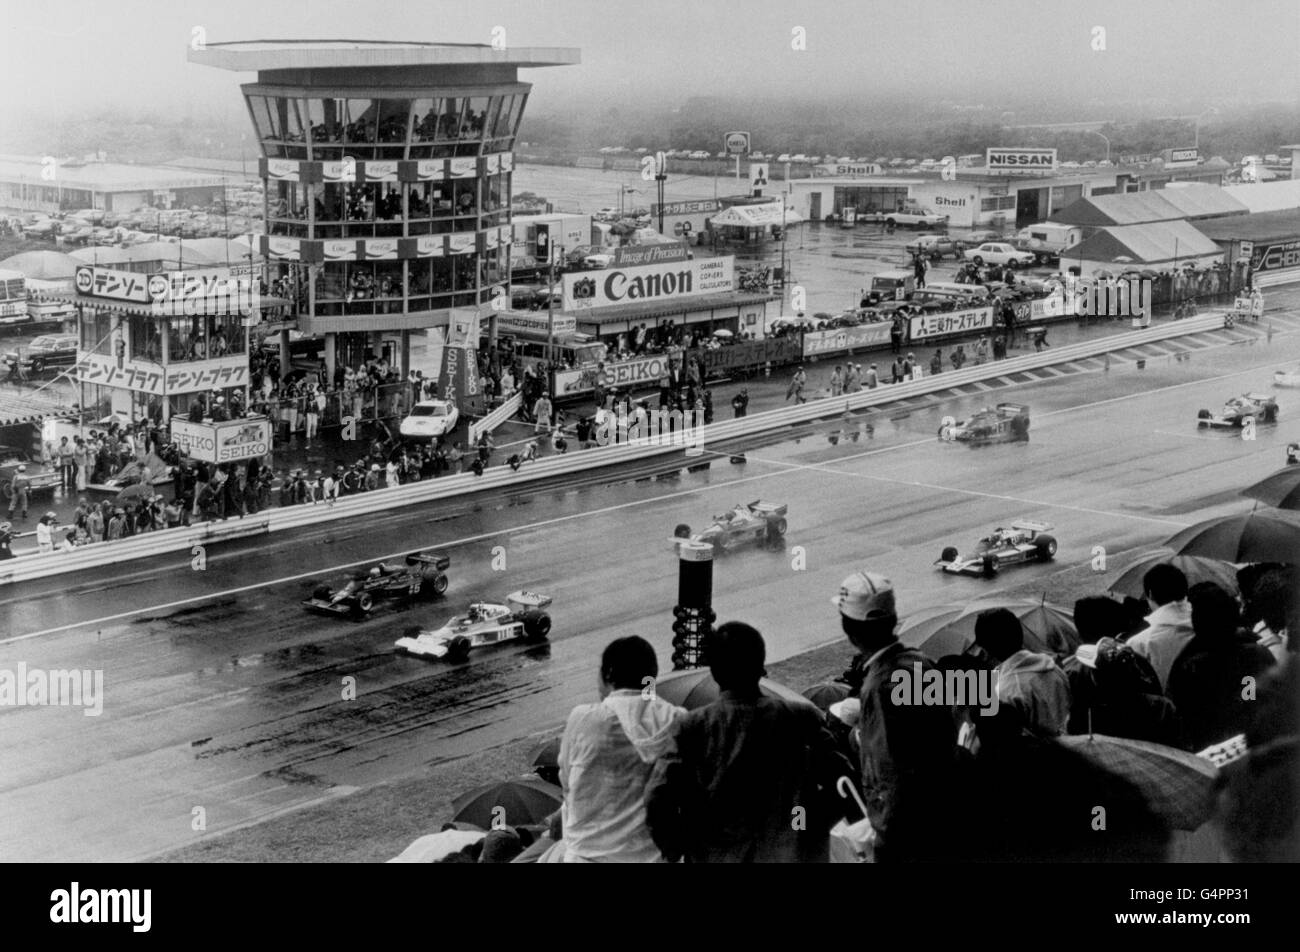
[1087,130,1110,162]
[619,186,638,218]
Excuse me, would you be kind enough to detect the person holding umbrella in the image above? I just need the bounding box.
[973,608,1071,737]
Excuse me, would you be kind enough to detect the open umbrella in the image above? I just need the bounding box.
[528,737,561,785]
[1242,467,1300,510]
[1108,549,1239,599]
[451,779,561,828]
[1164,508,1300,563]
[897,605,966,657]
[651,668,814,711]
[113,483,153,505]
[801,681,851,713]
[712,328,735,338]
[1057,733,1219,831]
[902,598,1078,659]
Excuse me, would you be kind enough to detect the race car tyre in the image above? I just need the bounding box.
[355,592,374,614]
[1010,415,1030,438]
[1034,535,1058,562]
[523,612,552,641]
[982,554,999,578]
[972,256,984,266]
[445,636,471,663]
[312,585,332,601]
[674,524,691,539]
[940,546,959,563]
[771,517,788,536]
[1264,406,1278,423]
[429,573,449,597]
[1197,409,1211,426]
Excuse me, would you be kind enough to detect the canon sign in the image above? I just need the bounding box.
[986,148,1057,171]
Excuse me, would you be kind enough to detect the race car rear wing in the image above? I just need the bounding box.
[748,500,788,517]
[507,590,553,610]
[406,551,452,570]
[996,403,1029,416]
[1010,520,1054,534]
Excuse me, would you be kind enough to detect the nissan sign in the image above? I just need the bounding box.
[724,131,751,155]
[986,148,1057,172]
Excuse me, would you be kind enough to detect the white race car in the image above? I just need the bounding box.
[394,591,553,661]
[935,521,1058,577]
[1274,366,1300,388]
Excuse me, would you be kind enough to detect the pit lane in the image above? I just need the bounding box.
[2,309,1299,861]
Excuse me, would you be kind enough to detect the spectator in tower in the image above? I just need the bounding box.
[832,570,960,862]
[1126,563,1196,692]
[645,622,852,863]
[1167,582,1277,752]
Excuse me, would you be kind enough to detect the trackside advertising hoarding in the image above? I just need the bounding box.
[802,323,893,355]
[909,306,995,340]
[562,257,734,310]
[170,417,273,463]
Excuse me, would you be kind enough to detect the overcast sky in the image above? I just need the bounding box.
[1,0,1297,127]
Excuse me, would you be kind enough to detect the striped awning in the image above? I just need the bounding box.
[39,293,293,318]
[0,396,77,428]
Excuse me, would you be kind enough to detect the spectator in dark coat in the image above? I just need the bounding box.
[1061,596,1181,746]
[1168,583,1277,752]
[833,570,960,862]
[645,622,852,863]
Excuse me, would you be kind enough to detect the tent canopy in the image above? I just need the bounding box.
[0,250,80,280]
[710,203,804,228]
[1064,220,1222,264]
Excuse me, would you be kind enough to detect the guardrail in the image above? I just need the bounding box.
[469,392,523,444]
[0,312,1228,586]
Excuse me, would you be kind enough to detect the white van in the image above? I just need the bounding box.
[1013,223,1085,264]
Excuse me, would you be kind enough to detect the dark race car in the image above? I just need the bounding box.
[673,500,788,554]
[938,403,1030,444]
[303,551,451,618]
[1197,393,1279,428]
[936,521,1058,577]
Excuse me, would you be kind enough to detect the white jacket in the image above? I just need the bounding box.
[559,689,685,863]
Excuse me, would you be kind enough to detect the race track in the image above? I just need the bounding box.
[3,308,1299,861]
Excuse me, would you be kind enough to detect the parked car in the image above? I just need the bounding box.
[963,242,1036,268]
[905,235,967,261]
[3,334,79,376]
[399,399,460,441]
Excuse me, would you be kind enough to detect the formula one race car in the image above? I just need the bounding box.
[394,591,553,661]
[672,500,788,553]
[936,521,1058,577]
[303,551,451,618]
[938,403,1031,443]
[1197,394,1279,428]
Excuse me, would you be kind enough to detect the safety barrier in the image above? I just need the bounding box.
[469,392,523,444]
[0,312,1229,586]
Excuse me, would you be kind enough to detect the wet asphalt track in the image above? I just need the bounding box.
[2,305,1300,861]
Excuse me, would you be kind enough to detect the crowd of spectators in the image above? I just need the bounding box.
[438,558,1295,863]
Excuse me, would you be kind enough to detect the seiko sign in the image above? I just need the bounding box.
[986,148,1057,171]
